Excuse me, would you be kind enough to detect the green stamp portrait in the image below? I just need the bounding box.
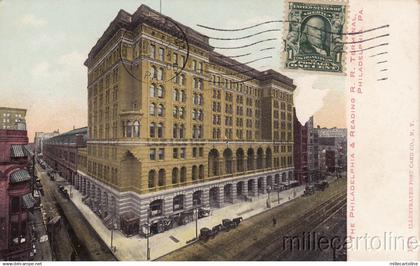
[284,1,347,73]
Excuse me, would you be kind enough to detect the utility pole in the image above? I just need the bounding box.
[195,207,198,239]
[110,216,114,252]
[31,153,35,196]
[146,210,150,260]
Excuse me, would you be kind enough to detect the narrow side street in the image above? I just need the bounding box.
[36,164,116,261]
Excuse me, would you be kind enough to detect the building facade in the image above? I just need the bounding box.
[0,107,26,130]
[71,5,295,235]
[34,131,60,156]
[293,109,308,184]
[0,127,34,260]
[43,127,88,182]
[307,118,319,182]
[317,127,347,174]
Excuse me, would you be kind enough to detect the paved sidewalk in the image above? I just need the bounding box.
[62,180,307,261]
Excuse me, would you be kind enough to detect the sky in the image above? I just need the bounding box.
[0,0,345,141]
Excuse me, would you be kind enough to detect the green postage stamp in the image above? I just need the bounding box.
[284,0,347,73]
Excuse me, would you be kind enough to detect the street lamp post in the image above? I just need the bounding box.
[146,211,150,260]
[110,216,114,251]
[266,185,272,208]
[193,200,198,239]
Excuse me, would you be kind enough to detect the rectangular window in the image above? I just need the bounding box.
[173,148,178,159]
[180,147,186,159]
[158,148,165,160]
[149,148,156,160]
[199,147,203,157]
[173,53,178,65]
[159,47,164,61]
[192,147,197,157]
[150,44,156,59]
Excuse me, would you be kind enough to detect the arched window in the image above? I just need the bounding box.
[158,68,164,80]
[148,170,156,188]
[173,106,178,118]
[198,125,202,138]
[180,167,187,182]
[133,121,140,137]
[126,121,133,137]
[198,110,203,121]
[179,107,185,118]
[172,168,179,184]
[150,66,157,80]
[150,84,157,97]
[122,121,126,137]
[173,124,178,138]
[173,89,179,101]
[157,85,164,98]
[192,109,197,120]
[157,123,164,138]
[193,125,197,138]
[199,95,204,105]
[180,74,185,85]
[149,103,156,116]
[192,165,198,180]
[199,165,204,179]
[150,122,156,138]
[181,90,186,102]
[179,124,185,138]
[157,104,165,117]
[198,79,203,90]
[158,169,165,186]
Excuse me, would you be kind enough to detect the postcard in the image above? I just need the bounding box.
[0,0,418,263]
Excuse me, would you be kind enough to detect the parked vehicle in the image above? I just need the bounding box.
[199,227,216,241]
[198,207,211,218]
[314,181,329,191]
[232,217,243,226]
[303,185,316,196]
[221,219,238,231]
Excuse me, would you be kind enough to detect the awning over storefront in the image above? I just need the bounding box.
[10,145,26,158]
[22,193,36,209]
[10,169,31,183]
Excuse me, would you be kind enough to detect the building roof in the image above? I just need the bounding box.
[10,169,31,184]
[10,145,26,158]
[83,5,295,89]
[22,193,36,209]
[85,5,212,66]
[0,107,27,113]
[44,126,88,146]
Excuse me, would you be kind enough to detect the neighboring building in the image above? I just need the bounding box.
[43,127,88,181]
[308,118,319,182]
[68,5,296,236]
[34,131,60,156]
[317,127,347,174]
[0,126,34,260]
[0,107,26,130]
[293,109,308,184]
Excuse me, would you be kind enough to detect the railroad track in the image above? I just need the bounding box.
[235,189,347,260]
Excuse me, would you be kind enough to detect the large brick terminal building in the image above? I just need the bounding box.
[46,5,297,236]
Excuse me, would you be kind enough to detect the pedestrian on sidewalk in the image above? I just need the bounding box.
[272,217,277,227]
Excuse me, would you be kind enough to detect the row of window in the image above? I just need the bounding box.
[150,146,204,161]
[88,145,117,160]
[148,165,205,189]
[210,75,262,97]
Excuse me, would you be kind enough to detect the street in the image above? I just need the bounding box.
[159,178,346,261]
[36,164,116,261]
